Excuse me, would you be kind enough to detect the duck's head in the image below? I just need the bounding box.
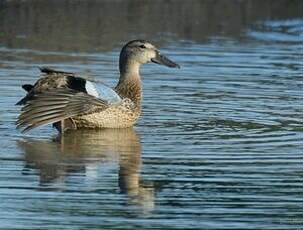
[119,40,180,72]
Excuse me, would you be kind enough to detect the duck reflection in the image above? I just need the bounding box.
[18,128,154,212]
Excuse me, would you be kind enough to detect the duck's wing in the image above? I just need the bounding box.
[16,68,78,105]
[16,67,120,105]
[85,81,122,104]
[16,88,121,133]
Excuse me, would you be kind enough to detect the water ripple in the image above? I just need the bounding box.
[0,20,303,229]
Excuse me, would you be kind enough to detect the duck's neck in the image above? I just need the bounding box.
[115,60,142,106]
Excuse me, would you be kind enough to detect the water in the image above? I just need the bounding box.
[1,1,303,229]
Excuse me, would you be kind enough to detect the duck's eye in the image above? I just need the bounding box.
[139,45,146,49]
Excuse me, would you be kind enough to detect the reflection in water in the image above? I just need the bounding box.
[18,128,154,213]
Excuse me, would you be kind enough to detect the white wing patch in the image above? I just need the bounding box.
[85,81,122,104]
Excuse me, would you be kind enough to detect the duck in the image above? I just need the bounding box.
[16,40,180,133]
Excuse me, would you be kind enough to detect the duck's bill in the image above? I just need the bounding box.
[151,52,180,68]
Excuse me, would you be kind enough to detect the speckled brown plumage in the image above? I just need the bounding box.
[115,76,142,107]
[16,40,179,133]
[16,69,76,105]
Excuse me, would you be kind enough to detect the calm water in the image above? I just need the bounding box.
[1,1,303,229]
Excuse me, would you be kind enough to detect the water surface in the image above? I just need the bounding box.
[1,1,303,229]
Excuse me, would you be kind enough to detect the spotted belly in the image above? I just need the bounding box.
[72,103,141,129]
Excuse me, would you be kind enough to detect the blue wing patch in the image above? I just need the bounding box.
[85,81,121,104]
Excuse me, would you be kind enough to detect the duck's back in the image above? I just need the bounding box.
[16,68,87,105]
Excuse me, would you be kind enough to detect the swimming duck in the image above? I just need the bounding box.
[16,40,180,133]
